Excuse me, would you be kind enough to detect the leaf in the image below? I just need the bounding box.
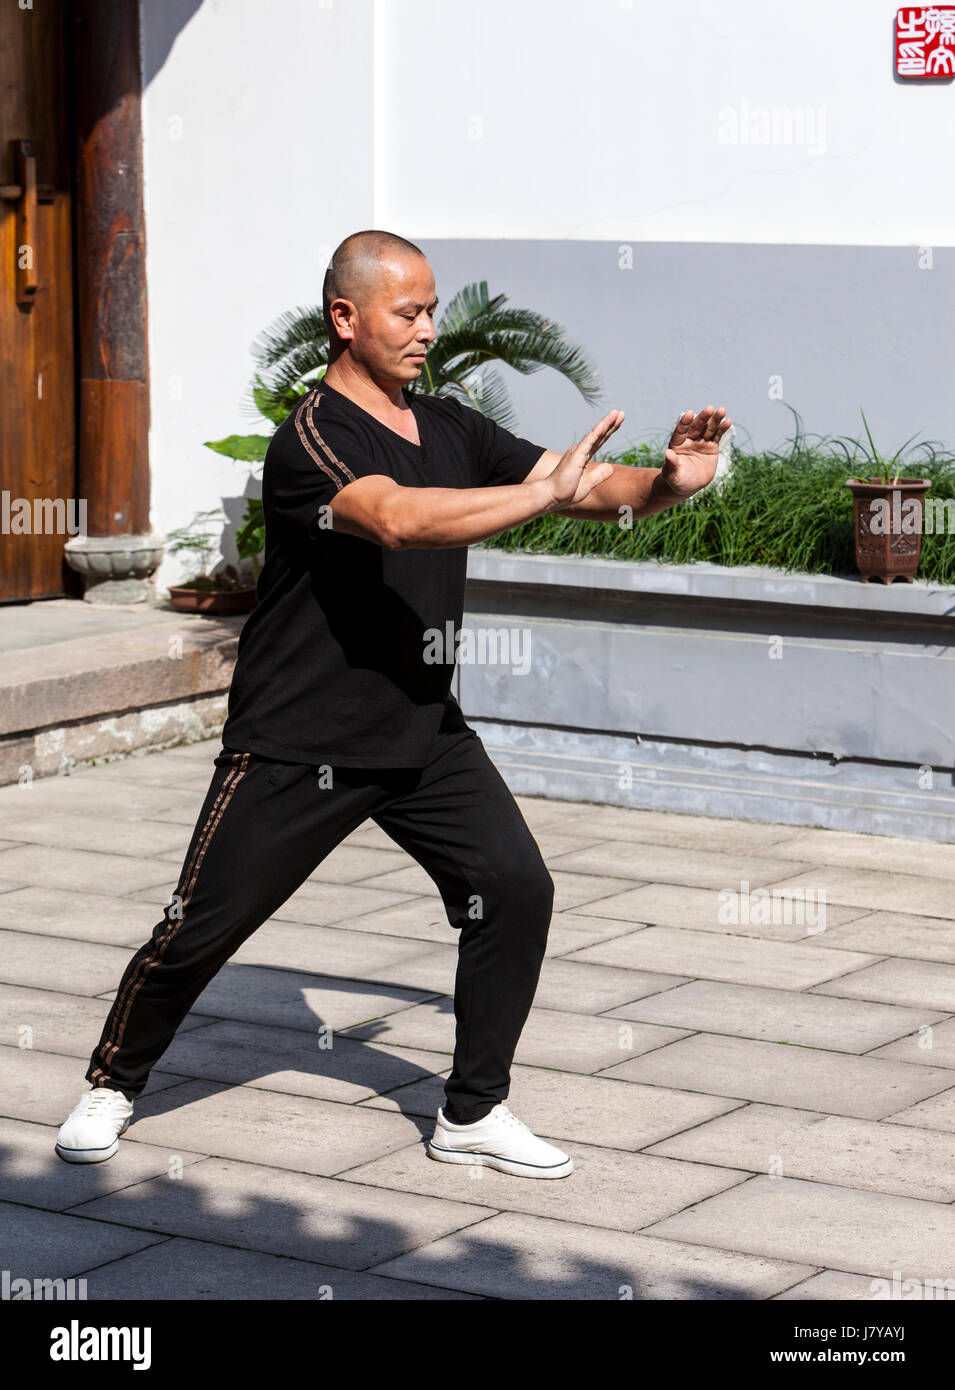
[246,280,602,424]
[203,435,271,462]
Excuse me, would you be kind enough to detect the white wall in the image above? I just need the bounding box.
[375,0,955,247]
[140,0,374,588]
[140,0,954,585]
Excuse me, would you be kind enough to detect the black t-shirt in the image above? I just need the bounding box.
[220,377,547,766]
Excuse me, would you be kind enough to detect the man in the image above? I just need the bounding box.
[57,229,731,1179]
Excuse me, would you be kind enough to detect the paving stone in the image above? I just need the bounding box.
[78,1235,481,1299]
[123,1079,427,1177]
[602,1033,955,1120]
[0,929,147,997]
[809,911,955,964]
[347,943,476,997]
[643,1175,955,1281]
[122,876,418,929]
[151,739,221,762]
[306,844,417,883]
[248,879,417,927]
[0,1046,188,1126]
[121,880,182,907]
[764,828,955,881]
[313,896,457,945]
[361,863,637,912]
[331,942,688,1018]
[342,997,688,1073]
[543,911,647,955]
[0,1199,165,1283]
[70,1154,489,1272]
[884,1087,955,1134]
[644,1102,955,1201]
[564,880,863,941]
[78,757,216,791]
[0,1116,207,1211]
[143,800,218,827]
[358,1068,448,1120]
[341,821,612,862]
[343,1137,750,1232]
[546,842,814,891]
[0,845,175,895]
[344,821,415,850]
[342,820,599,864]
[811,958,955,1012]
[227,918,450,981]
[530,831,609,860]
[512,797,593,832]
[773,1270,897,1300]
[529,957,691,1015]
[0,777,201,822]
[0,982,208,1059]
[767,867,955,920]
[0,886,163,947]
[536,806,797,854]
[602,979,947,1052]
[871,1017,955,1069]
[360,1059,743,1148]
[327,904,632,958]
[153,1018,451,1102]
[565,926,879,990]
[369,1210,812,1300]
[141,961,440,1034]
[0,813,187,858]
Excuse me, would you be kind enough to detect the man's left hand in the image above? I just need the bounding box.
[661,405,732,498]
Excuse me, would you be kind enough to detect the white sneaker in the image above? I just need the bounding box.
[55,1088,134,1164]
[428,1102,573,1179]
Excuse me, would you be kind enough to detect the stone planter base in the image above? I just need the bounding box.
[63,532,164,603]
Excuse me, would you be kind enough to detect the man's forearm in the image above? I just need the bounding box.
[381,477,559,550]
[553,464,684,523]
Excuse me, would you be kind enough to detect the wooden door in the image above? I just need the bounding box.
[0,1,76,601]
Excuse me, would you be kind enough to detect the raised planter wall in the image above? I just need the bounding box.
[459,550,955,843]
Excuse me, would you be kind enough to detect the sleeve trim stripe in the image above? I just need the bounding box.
[293,390,356,492]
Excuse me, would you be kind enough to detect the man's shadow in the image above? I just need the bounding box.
[129,961,457,1139]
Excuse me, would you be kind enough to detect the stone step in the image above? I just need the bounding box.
[0,601,242,785]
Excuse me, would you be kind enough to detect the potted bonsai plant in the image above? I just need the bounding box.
[165,509,259,614]
[844,410,931,583]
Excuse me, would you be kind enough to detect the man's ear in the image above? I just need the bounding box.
[329,297,357,342]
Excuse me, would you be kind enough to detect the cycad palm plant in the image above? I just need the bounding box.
[205,280,601,569]
[243,279,602,430]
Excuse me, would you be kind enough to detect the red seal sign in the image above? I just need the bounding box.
[895,6,955,77]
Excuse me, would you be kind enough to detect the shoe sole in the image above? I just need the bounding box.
[427,1140,573,1179]
[55,1118,130,1164]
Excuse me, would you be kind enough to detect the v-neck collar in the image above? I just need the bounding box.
[315,377,424,451]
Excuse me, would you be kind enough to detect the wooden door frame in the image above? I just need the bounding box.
[67,0,154,592]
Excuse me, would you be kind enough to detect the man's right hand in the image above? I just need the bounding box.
[542,410,625,509]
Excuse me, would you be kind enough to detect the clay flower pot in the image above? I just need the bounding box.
[167,584,257,615]
[845,477,932,583]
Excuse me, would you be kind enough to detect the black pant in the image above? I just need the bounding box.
[85,719,555,1124]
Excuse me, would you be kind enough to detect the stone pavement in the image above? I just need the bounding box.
[1,738,955,1301]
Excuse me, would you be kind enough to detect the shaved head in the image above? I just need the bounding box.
[323,230,427,347]
[320,229,437,388]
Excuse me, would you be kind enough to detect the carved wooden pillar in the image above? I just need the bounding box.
[64,0,162,601]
